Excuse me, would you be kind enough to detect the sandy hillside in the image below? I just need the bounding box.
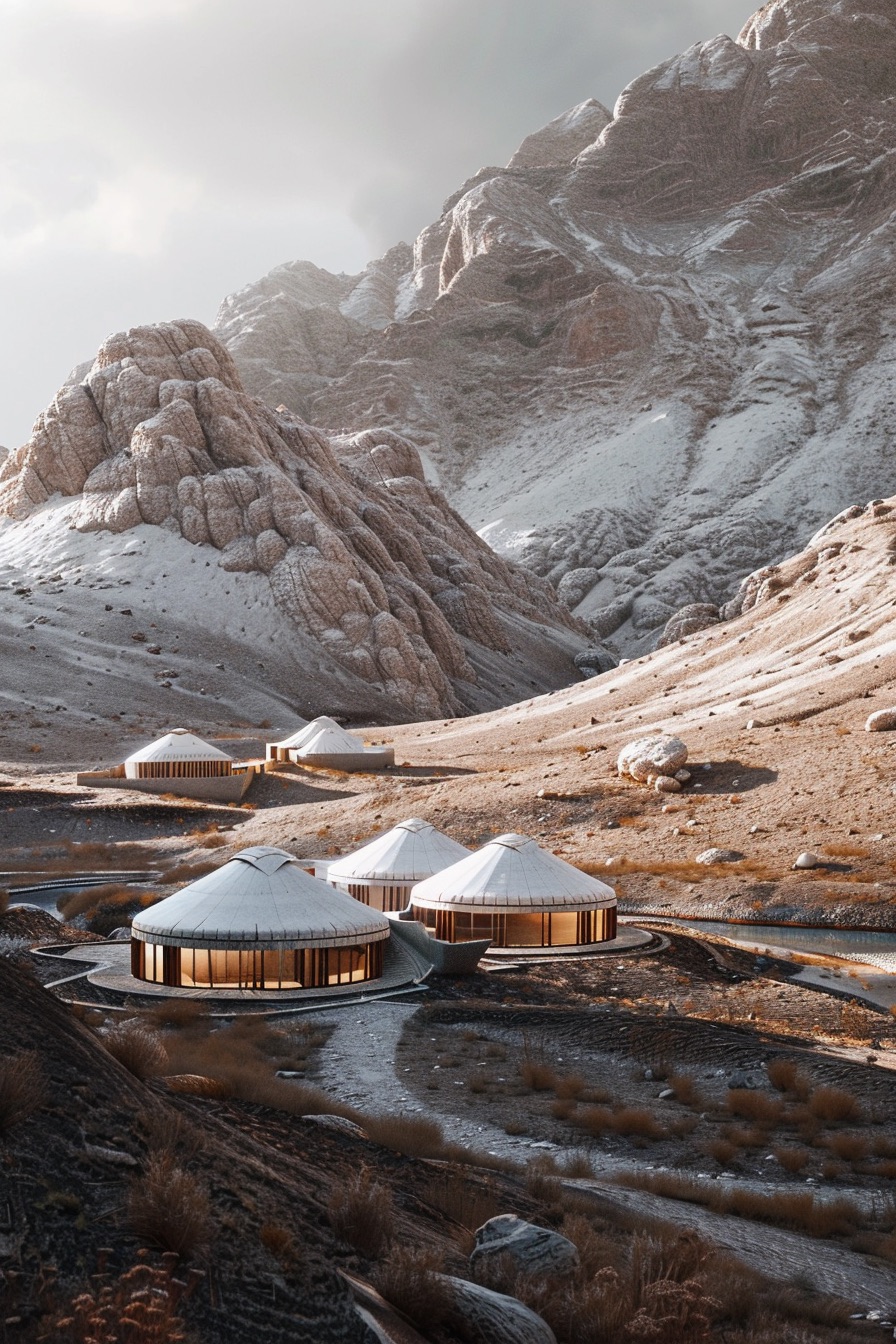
[3,491,894,936]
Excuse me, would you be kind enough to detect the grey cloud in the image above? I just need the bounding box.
[2,0,751,445]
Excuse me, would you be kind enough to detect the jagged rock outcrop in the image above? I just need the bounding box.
[0,320,584,720]
[215,0,896,657]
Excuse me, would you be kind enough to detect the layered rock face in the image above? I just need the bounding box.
[216,0,896,657]
[0,320,583,720]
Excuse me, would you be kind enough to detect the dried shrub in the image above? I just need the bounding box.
[520,1036,557,1092]
[726,1089,783,1124]
[373,1247,452,1329]
[773,1146,810,1174]
[158,860,218,885]
[559,1152,595,1179]
[259,1222,301,1267]
[613,1170,864,1241]
[138,1108,204,1160]
[703,1138,739,1167]
[765,1059,810,1098]
[0,1050,47,1135]
[48,1252,200,1344]
[423,1171,503,1251]
[146,999,209,1030]
[327,1167,394,1257]
[554,1072,586,1101]
[128,1153,212,1259]
[364,1112,444,1158]
[826,1132,868,1162]
[808,1086,862,1124]
[576,1105,665,1142]
[667,1073,702,1108]
[102,1022,168,1080]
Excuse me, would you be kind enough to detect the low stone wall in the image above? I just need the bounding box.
[75,768,255,803]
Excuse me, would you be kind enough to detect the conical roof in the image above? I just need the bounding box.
[293,716,365,757]
[125,728,233,765]
[326,818,471,884]
[131,846,390,950]
[272,719,311,748]
[409,834,616,912]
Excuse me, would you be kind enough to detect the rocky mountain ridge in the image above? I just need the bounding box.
[215,0,896,658]
[0,320,583,727]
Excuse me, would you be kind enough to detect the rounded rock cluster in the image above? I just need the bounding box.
[617,735,689,793]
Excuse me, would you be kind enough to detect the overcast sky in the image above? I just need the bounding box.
[1,0,751,449]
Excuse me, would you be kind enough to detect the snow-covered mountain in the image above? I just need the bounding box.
[0,320,584,734]
[215,0,896,657]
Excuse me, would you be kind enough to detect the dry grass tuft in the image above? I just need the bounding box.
[128,1152,212,1259]
[667,1073,702,1108]
[0,1050,46,1136]
[808,1086,862,1124]
[138,1108,204,1160]
[364,1112,444,1158]
[554,1072,586,1101]
[259,1222,301,1267]
[613,1170,867,1242]
[101,1021,168,1080]
[702,1137,740,1167]
[575,1104,665,1142]
[328,1167,394,1258]
[773,1145,810,1174]
[373,1247,453,1329]
[765,1059,810,1099]
[726,1089,783,1124]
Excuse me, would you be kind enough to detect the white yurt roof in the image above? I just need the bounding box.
[293,716,365,757]
[125,729,233,765]
[326,818,471,884]
[409,834,616,912]
[272,718,311,748]
[131,846,390,950]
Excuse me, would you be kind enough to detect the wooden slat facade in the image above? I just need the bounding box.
[411,905,617,947]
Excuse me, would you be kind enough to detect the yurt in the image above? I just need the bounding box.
[408,834,617,949]
[125,729,234,781]
[267,716,394,771]
[265,720,310,762]
[77,729,255,801]
[130,846,390,990]
[321,818,471,912]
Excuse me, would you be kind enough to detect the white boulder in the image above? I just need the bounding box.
[866,708,896,732]
[695,848,743,864]
[617,735,688,783]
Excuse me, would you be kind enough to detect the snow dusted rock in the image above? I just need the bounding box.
[658,604,722,647]
[508,98,612,169]
[618,735,688,783]
[0,321,584,720]
[573,646,617,678]
[438,1275,556,1344]
[866,708,896,732]
[793,851,820,870]
[696,849,744,865]
[216,0,896,658]
[470,1215,579,1278]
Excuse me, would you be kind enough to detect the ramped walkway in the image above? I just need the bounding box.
[33,939,432,1013]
